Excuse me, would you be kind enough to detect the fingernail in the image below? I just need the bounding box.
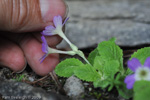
[39,0,51,22]
[39,0,67,22]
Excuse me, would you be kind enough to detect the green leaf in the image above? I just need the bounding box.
[88,48,100,65]
[94,59,120,90]
[93,59,120,90]
[97,38,122,61]
[125,68,133,75]
[94,78,114,91]
[97,38,124,72]
[134,81,150,100]
[131,47,150,64]
[116,84,133,99]
[108,83,114,91]
[93,79,110,88]
[115,75,133,99]
[104,60,120,77]
[74,64,100,82]
[93,56,104,73]
[55,58,84,77]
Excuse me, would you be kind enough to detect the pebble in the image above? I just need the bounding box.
[63,76,85,99]
[28,77,34,82]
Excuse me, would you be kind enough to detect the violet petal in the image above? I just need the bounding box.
[42,26,55,36]
[62,17,69,26]
[124,74,135,89]
[41,36,48,53]
[45,25,55,30]
[41,36,47,45]
[127,58,142,72]
[42,43,48,53]
[39,54,47,64]
[144,57,150,68]
[53,16,62,27]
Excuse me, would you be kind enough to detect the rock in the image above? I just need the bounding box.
[63,76,85,99]
[0,79,69,100]
[58,0,150,48]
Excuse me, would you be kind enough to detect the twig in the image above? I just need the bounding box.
[24,75,48,84]
[49,71,61,89]
[49,71,66,95]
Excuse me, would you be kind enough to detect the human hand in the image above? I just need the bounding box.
[0,0,67,76]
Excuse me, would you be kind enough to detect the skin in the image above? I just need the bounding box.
[0,0,67,76]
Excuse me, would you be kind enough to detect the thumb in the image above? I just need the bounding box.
[0,0,67,33]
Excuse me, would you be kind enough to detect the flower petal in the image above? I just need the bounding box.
[45,25,55,30]
[62,17,69,26]
[53,15,63,27]
[42,43,48,53]
[144,57,150,68]
[127,58,142,72]
[39,54,47,64]
[42,26,55,36]
[41,36,47,45]
[41,36,48,53]
[124,74,135,89]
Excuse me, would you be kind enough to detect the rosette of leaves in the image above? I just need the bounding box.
[55,38,132,99]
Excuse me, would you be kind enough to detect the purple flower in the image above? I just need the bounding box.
[124,57,150,89]
[42,15,69,36]
[40,36,49,63]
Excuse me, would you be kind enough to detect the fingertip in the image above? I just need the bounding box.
[20,34,59,76]
[0,37,27,72]
[33,33,62,47]
[8,56,27,73]
[36,54,59,76]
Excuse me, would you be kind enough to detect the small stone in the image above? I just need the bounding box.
[89,88,92,92]
[28,77,34,82]
[63,76,85,99]
[83,82,89,86]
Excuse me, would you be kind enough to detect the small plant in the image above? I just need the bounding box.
[40,15,150,99]
[92,92,101,99]
[12,74,26,82]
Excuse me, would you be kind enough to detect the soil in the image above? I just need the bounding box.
[0,44,150,100]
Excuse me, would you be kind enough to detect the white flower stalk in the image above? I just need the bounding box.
[40,36,76,63]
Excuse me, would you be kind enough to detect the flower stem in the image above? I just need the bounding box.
[59,31,72,46]
[58,31,78,51]
[81,56,91,65]
[76,50,91,65]
[49,48,76,55]
[58,31,91,65]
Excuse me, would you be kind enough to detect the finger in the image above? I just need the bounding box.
[33,23,66,47]
[1,32,62,47]
[19,34,59,76]
[0,36,26,72]
[33,33,62,47]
